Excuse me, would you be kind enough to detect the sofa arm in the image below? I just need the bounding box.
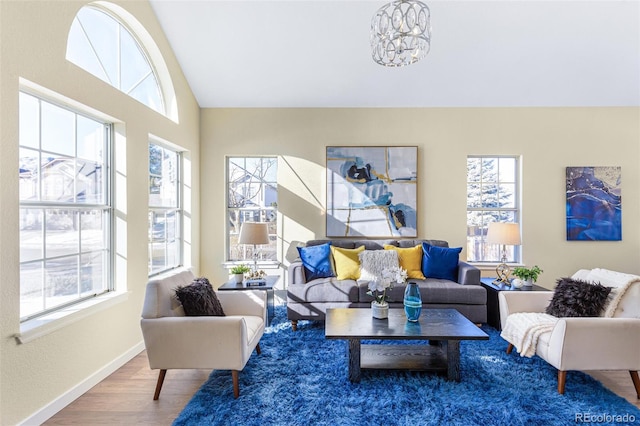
[547,318,640,371]
[217,290,266,318]
[457,261,480,285]
[499,291,554,329]
[288,260,305,286]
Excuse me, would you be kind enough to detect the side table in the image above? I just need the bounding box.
[218,275,280,326]
[480,277,547,330]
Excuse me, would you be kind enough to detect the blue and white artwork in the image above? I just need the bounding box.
[566,166,621,241]
[326,146,417,237]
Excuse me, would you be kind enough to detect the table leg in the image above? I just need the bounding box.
[348,339,361,383]
[446,340,461,381]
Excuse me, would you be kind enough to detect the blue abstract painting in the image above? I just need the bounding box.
[326,146,417,237]
[566,166,621,241]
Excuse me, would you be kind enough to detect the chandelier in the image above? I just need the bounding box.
[370,0,431,67]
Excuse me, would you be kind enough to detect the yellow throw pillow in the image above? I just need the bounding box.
[384,245,426,279]
[331,245,365,280]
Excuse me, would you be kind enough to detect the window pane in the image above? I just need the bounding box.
[19,92,39,148]
[481,158,497,182]
[149,144,177,208]
[481,184,498,208]
[120,25,152,94]
[46,209,79,258]
[467,158,481,182]
[498,184,516,208]
[41,156,76,202]
[81,252,105,296]
[66,17,110,83]
[499,157,516,182]
[77,116,103,162]
[45,256,79,310]
[81,210,104,253]
[467,183,481,208]
[19,148,39,201]
[129,73,163,114]
[21,262,44,318]
[77,159,104,203]
[20,209,43,262]
[78,7,118,86]
[41,102,75,156]
[149,241,166,275]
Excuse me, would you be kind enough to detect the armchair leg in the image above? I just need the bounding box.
[557,370,567,394]
[630,371,640,399]
[153,369,167,400]
[506,343,513,354]
[256,343,261,355]
[232,370,240,399]
[291,320,298,332]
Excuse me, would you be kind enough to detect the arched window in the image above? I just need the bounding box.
[66,2,177,121]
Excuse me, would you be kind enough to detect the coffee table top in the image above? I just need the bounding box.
[325,308,489,341]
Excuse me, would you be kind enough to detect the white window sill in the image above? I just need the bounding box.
[16,291,129,344]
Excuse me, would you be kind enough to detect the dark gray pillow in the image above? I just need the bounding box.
[175,277,225,316]
[545,277,611,317]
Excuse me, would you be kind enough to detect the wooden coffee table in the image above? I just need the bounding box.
[325,308,488,383]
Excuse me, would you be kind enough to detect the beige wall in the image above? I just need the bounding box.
[0,1,200,424]
[200,108,640,286]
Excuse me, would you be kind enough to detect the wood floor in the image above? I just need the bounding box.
[44,350,639,425]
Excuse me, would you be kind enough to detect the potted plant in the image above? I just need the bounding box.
[367,266,407,319]
[512,265,543,287]
[230,264,251,283]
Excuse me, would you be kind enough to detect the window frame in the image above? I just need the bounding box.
[18,89,115,322]
[466,155,521,264]
[148,141,183,276]
[226,156,278,264]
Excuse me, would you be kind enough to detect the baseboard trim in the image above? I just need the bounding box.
[18,341,145,426]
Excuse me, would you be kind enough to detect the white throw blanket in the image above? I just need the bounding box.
[501,313,558,358]
[585,268,640,318]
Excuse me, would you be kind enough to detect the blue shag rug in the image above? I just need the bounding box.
[174,306,640,426]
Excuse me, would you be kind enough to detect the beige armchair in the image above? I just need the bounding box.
[140,270,266,399]
[498,269,640,396]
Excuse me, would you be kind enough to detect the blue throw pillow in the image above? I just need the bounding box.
[422,243,462,281]
[297,243,335,282]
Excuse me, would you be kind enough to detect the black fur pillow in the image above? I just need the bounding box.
[545,277,611,317]
[175,277,225,316]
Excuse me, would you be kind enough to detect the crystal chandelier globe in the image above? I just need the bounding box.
[371,0,431,67]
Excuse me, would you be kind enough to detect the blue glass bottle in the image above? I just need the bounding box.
[404,281,422,322]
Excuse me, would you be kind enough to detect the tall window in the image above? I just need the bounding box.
[467,156,520,263]
[227,157,277,262]
[66,5,164,114]
[149,143,182,275]
[19,92,112,320]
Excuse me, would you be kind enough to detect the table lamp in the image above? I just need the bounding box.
[238,222,270,278]
[486,222,521,285]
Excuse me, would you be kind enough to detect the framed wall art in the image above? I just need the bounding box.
[566,166,621,241]
[326,146,417,238]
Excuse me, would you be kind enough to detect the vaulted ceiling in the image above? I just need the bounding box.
[149,1,640,108]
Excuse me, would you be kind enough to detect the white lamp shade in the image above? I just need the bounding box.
[486,222,521,245]
[238,222,270,245]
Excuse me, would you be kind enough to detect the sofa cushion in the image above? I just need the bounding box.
[363,279,486,305]
[175,277,225,316]
[297,243,335,282]
[422,243,462,281]
[545,277,612,317]
[288,277,359,303]
[359,249,400,281]
[384,244,426,279]
[331,245,365,280]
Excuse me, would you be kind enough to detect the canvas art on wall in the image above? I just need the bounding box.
[326,146,417,238]
[566,166,621,241]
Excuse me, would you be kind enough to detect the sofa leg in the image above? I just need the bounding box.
[557,370,567,394]
[506,343,513,354]
[630,371,640,399]
[153,369,167,400]
[256,343,261,355]
[232,370,240,399]
[291,320,298,331]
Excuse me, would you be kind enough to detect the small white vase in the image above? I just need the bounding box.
[524,278,533,287]
[234,273,244,283]
[371,301,389,319]
[511,278,524,289]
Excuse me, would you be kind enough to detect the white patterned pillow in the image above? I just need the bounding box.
[359,250,399,281]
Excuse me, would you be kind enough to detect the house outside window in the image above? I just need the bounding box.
[19,91,112,320]
[149,143,182,275]
[227,157,277,263]
[466,156,520,263]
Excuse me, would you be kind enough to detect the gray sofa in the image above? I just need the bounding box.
[287,239,487,330]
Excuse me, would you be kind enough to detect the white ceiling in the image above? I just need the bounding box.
[149,0,640,108]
